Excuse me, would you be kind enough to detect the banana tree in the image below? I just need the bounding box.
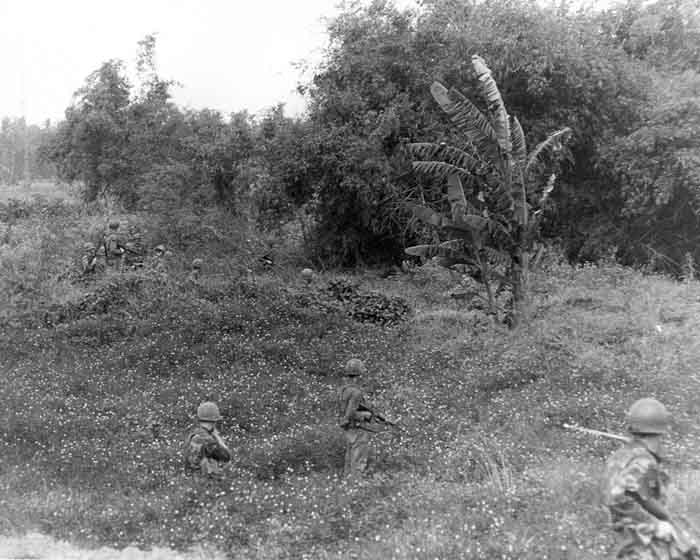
[406,55,571,326]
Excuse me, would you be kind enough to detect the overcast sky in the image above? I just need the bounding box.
[0,0,366,124]
[1,0,610,125]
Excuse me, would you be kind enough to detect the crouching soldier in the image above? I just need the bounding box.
[184,401,231,479]
[604,397,700,559]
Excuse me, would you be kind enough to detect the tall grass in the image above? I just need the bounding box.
[1,186,700,558]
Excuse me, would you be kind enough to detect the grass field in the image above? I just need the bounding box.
[1,184,699,559]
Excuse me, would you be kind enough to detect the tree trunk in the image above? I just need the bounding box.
[509,246,530,328]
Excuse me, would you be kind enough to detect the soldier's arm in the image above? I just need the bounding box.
[345,390,372,424]
[618,455,671,521]
[206,443,231,462]
[194,432,231,462]
[627,492,670,520]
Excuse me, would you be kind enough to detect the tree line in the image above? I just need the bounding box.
[3,0,698,274]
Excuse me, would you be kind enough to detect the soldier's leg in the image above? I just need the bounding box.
[350,430,370,475]
[343,430,354,477]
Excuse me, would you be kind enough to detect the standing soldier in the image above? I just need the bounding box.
[104,221,125,272]
[604,397,699,559]
[338,358,375,478]
[184,401,232,479]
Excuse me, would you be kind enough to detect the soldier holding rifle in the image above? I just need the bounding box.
[575,398,700,560]
[338,358,399,478]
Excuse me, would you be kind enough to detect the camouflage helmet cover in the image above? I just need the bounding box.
[197,401,222,422]
[344,358,367,377]
[627,398,671,435]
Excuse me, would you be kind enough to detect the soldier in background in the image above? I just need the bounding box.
[81,242,98,275]
[187,258,203,282]
[604,398,699,559]
[146,244,168,275]
[184,401,232,479]
[104,221,126,271]
[338,358,375,477]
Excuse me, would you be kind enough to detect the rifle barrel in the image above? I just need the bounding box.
[563,423,630,443]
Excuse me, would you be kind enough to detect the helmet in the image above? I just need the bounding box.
[301,268,313,282]
[192,258,203,269]
[83,241,95,250]
[627,398,671,435]
[109,221,120,230]
[197,401,222,422]
[344,358,367,377]
[155,244,165,254]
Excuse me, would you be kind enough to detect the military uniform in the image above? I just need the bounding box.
[604,398,698,559]
[184,401,231,479]
[339,382,370,476]
[184,426,231,478]
[81,243,99,275]
[605,441,676,559]
[104,222,125,271]
[338,359,374,477]
[186,258,203,283]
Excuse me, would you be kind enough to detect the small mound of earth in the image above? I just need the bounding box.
[0,533,225,560]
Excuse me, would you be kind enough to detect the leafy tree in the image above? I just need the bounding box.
[44,60,131,201]
[601,0,700,72]
[296,0,647,266]
[407,56,570,325]
[599,70,700,271]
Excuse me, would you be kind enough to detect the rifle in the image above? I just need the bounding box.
[562,423,631,443]
[564,425,700,557]
[357,403,403,433]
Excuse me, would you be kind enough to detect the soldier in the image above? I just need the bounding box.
[81,242,99,275]
[104,221,125,271]
[604,397,698,559]
[146,244,168,275]
[187,258,203,282]
[301,268,314,285]
[338,358,375,477]
[184,401,232,479]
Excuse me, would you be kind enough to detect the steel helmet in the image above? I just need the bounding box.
[197,401,222,422]
[155,244,165,254]
[109,221,120,230]
[344,358,367,377]
[83,241,95,250]
[627,398,671,435]
[301,268,313,282]
[192,258,203,269]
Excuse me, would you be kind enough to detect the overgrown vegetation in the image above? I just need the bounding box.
[2,0,700,556]
[1,184,700,559]
[0,0,694,272]
[406,55,571,325]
